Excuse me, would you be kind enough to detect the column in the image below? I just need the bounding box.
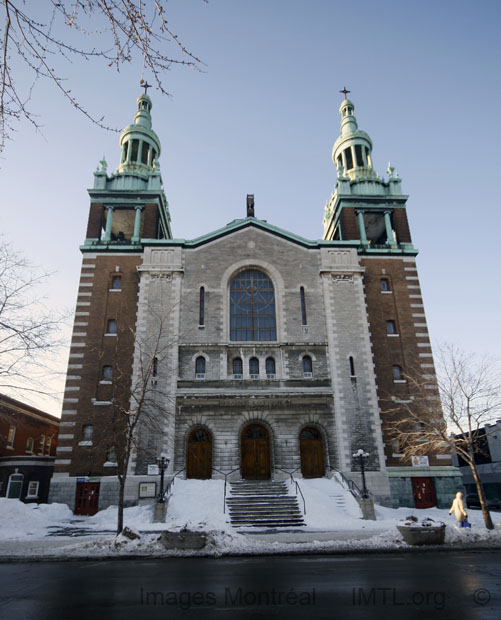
[384,211,397,248]
[103,206,114,241]
[356,211,369,247]
[132,206,143,243]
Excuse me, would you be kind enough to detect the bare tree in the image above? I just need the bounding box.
[386,344,501,530]
[101,309,176,535]
[1,0,205,153]
[0,238,67,400]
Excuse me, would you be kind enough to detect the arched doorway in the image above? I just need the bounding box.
[300,427,325,478]
[241,424,271,480]
[186,428,212,479]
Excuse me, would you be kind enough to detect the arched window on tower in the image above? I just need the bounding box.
[230,269,276,341]
[195,356,206,379]
[302,355,313,378]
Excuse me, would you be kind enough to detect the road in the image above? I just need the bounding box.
[1,550,500,619]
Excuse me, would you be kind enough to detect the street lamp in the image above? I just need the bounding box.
[353,449,370,499]
[156,454,170,503]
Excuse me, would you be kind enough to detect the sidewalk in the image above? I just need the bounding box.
[1,525,500,561]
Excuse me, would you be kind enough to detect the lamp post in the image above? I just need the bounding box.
[353,449,370,499]
[156,455,170,503]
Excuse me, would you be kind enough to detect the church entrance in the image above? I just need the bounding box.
[186,429,212,479]
[300,427,325,478]
[241,424,271,480]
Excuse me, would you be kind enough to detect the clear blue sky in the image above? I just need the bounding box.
[2,0,500,415]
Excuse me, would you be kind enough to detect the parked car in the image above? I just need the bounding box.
[465,493,501,510]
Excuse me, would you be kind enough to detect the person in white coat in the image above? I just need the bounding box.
[449,492,468,526]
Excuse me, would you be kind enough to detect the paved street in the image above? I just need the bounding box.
[1,550,500,620]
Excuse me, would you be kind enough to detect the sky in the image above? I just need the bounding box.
[2,0,500,415]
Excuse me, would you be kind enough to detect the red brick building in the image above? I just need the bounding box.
[0,394,60,503]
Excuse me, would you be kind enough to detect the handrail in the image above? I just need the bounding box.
[274,467,306,516]
[163,468,185,500]
[212,467,240,514]
[328,466,372,500]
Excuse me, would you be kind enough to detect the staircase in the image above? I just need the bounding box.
[227,480,305,528]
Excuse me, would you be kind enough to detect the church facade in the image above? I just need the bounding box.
[49,92,462,513]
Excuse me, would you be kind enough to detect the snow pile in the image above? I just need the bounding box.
[0,498,73,539]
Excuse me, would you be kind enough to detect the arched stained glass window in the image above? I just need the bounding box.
[230,269,276,341]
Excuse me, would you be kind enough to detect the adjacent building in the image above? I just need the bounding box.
[0,393,59,503]
[49,91,462,514]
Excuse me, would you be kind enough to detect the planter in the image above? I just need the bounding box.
[397,524,445,546]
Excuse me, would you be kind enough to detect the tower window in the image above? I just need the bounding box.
[233,357,243,378]
[111,275,122,290]
[249,357,260,378]
[393,365,404,382]
[131,139,139,162]
[302,355,313,378]
[386,320,397,335]
[122,141,129,163]
[106,319,117,334]
[230,269,276,341]
[102,365,113,381]
[83,425,93,441]
[300,287,307,325]
[141,143,149,165]
[380,278,390,292]
[265,357,276,378]
[349,356,356,377]
[355,144,364,167]
[199,287,205,326]
[152,357,158,377]
[195,356,206,378]
[345,147,353,170]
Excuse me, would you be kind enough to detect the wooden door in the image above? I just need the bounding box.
[74,482,100,515]
[300,427,324,478]
[411,477,436,509]
[187,429,212,479]
[241,424,271,480]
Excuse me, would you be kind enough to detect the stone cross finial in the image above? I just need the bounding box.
[141,81,152,94]
[340,87,351,99]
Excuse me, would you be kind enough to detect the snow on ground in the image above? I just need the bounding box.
[1,478,501,557]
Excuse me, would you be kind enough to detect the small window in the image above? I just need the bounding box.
[195,356,206,378]
[233,357,243,378]
[141,142,149,165]
[83,425,93,441]
[199,287,205,326]
[265,357,276,379]
[249,357,260,379]
[345,147,354,170]
[349,356,356,377]
[111,275,122,290]
[302,355,313,378]
[6,426,16,448]
[131,139,139,162]
[45,437,52,456]
[106,446,117,463]
[39,435,45,455]
[386,320,397,335]
[26,437,34,453]
[355,144,364,167]
[26,481,39,498]
[152,357,158,377]
[300,287,307,325]
[106,319,117,334]
[7,473,23,499]
[392,365,404,381]
[102,365,113,381]
[380,278,390,292]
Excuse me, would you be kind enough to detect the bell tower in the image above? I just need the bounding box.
[322,93,455,507]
